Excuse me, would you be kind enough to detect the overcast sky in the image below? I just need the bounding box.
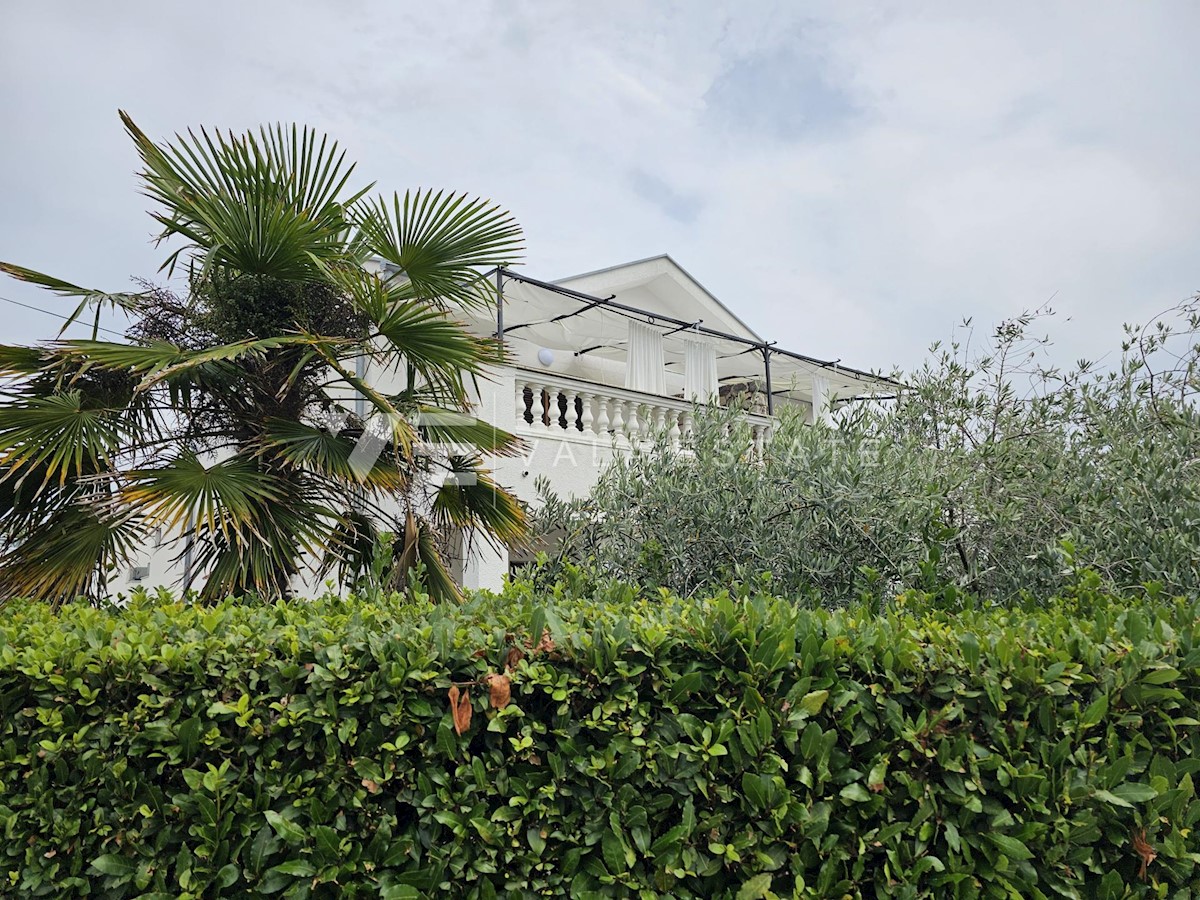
[2,1,1197,373]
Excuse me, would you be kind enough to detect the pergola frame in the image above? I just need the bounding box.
[489,267,900,415]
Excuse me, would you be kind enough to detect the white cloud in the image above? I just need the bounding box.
[1,0,1197,373]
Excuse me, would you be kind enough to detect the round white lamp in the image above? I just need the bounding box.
[537,347,555,367]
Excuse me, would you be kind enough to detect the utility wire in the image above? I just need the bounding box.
[0,294,127,339]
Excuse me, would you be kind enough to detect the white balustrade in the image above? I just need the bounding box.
[509,366,775,449]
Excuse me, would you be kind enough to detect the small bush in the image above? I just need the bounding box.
[1,578,1199,897]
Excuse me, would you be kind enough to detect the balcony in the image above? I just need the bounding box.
[511,365,775,452]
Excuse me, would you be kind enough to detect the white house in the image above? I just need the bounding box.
[409,254,893,590]
[128,255,894,594]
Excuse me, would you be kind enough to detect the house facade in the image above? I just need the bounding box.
[127,255,893,594]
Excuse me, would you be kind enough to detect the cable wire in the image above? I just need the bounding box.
[0,294,127,339]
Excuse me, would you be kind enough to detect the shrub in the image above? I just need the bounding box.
[533,302,1200,605]
[1,578,1199,897]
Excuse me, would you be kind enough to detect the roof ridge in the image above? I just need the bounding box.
[553,254,763,341]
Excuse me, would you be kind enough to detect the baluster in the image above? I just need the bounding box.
[667,409,682,446]
[596,396,611,436]
[752,424,764,459]
[580,393,595,434]
[518,381,534,426]
[627,402,642,443]
[610,399,626,443]
[652,405,667,438]
[567,391,577,430]
[557,389,571,429]
[538,385,552,428]
[680,410,694,443]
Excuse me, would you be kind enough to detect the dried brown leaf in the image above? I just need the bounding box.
[458,692,472,734]
[361,778,380,794]
[1132,828,1157,881]
[487,673,512,709]
[449,684,472,735]
[504,646,525,671]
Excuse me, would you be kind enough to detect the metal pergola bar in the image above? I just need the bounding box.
[762,344,775,415]
[663,319,703,337]
[501,294,616,335]
[495,267,901,389]
[494,269,504,339]
[548,296,614,324]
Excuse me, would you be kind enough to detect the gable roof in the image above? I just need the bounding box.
[554,254,763,343]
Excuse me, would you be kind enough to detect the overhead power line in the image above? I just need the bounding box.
[0,294,127,339]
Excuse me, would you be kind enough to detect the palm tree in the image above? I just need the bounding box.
[0,112,527,605]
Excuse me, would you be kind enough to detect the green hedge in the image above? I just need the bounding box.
[2,578,1200,898]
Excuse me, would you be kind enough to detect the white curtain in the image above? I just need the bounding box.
[810,374,832,425]
[683,338,718,403]
[624,320,666,394]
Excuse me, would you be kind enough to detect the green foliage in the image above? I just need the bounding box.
[2,577,1199,897]
[534,302,1200,605]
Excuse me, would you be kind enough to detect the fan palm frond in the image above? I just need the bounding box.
[416,405,523,457]
[0,345,50,377]
[412,524,462,603]
[257,418,406,489]
[351,279,505,404]
[0,263,147,336]
[135,334,350,392]
[431,462,528,546]
[318,509,380,590]
[353,189,523,311]
[119,453,287,538]
[46,339,188,378]
[390,509,461,603]
[0,391,125,488]
[311,347,418,454]
[120,111,373,280]
[0,504,144,606]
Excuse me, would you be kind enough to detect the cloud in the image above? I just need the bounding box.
[704,30,860,141]
[627,169,704,224]
[1,0,1197,375]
